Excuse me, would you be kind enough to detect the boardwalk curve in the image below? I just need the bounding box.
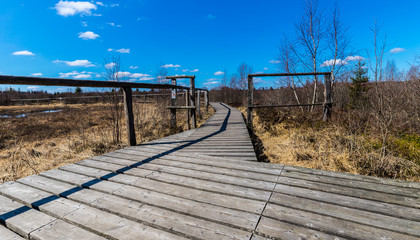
[0,102,419,239]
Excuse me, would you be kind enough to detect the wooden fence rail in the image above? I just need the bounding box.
[247,72,333,130]
[0,75,209,146]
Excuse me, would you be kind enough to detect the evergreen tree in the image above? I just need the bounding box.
[348,60,369,108]
[75,87,82,93]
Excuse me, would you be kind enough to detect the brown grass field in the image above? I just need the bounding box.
[238,107,419,182]
[0,102,214,183]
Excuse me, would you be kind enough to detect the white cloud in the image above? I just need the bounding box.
[107,48,130,53]
[96,2,104,6]
[27,86,39,90]
[115,48,130,53]
[321,59,348,67]
[129,66,139,69]
[12,50,35,56]
[53,59,95,67]
[54,1,97,17]
[214,71,224,75]
[106,22,121,27]
[81,21,87,27]
[78,31,100,40]
[190,69,199,72]
[31,73,43,76]
[205,14,216,20]
[182,69,189,72]
[114,71,153,81]
[162,64,181,68]
[92,13,102,16]
[204,81,219,85]
[269,60,280,64]
[59,71,92,79]
[389,48,405,53]
[345,55,365,61]
[263,67,268,70]
[110,3,119,7]
[105,62,116,69]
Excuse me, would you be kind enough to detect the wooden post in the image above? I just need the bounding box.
[123,87,136,146]
[186,89,191,130]
[170,78,177,133]
[204,90,209,111]
[323,73,333,122]
[247,75,254,130]
[196,90,201,118]
[190,77,197,129]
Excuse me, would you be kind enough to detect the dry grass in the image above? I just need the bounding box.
[0,102,214,183]
[239,106,419,182]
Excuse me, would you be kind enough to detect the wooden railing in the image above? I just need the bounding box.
[0,75,209,146]
[246,72,333,130]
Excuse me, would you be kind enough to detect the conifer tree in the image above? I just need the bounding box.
[349,60,369,108]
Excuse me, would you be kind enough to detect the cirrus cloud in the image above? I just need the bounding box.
[214,71,224,75]
[389,48,405,53]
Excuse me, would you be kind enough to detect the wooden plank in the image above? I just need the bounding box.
[283,165,420,189]
[31,172,252,239]
[273,183,420,222]
[261,203,417,239]
[121,147,279,171]
[76,158,272,201]
[0,224,25,240]
[44,168,266,214]
[31,219,106,240]
[24,173,260,232]
[0,194,56,238]
[15,176,191,240]
[88,156,276,191]
[281,170,419,198]
[276,176,419,208]
[255,217,342,240]
[269,192,420,236]
[103,152,278,182]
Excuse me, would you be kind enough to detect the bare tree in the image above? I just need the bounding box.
[278,38,303,111]
[326,4,350,87]
[155,63,168,85]
[291,0,326,110]
[102,56,125,144]
[237,63,252,91]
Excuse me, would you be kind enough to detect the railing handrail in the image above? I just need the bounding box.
[248,72,332,77]
[0,75,190,90]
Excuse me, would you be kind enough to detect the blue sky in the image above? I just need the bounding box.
[0,0,419,92]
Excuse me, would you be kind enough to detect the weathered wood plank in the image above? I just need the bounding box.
[262,203,417,239]
[281,169,419,198]
[0,225,25,240]
[44,168,266,214]
[19,173,260,232]
[269,192,420,236]
[273,183,420,222]
[255,217,342,240]
[276,176,420,208]
[0,194,56,238]
[283,165,420,189]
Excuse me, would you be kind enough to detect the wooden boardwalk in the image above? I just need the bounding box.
[0,102,419,240]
